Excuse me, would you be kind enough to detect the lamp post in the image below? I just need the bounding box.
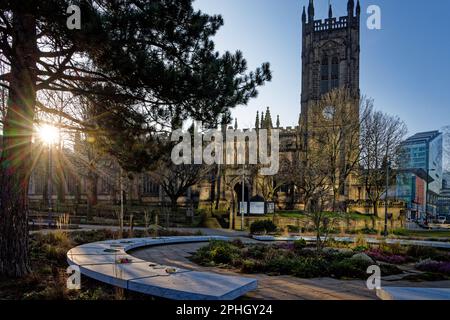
[384,160,391,237]
[47,143,52,226]
[425,168,436,225]
[241,164,245,231]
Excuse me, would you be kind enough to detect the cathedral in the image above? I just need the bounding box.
[27,0,372,223]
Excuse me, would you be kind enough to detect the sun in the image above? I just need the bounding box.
[38,124,60,145]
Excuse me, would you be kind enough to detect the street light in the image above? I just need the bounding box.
[241,164,245,231]
[384,160,391,237]
[38,124,59,226]
[425,168,436,225]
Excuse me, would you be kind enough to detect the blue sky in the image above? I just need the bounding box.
[194,0,450,135]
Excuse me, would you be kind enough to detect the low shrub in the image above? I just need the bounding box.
[250,220,277,234]
[191,241,241,266]
[406,246,439,260]
[379,263,403,276]
[379,242,404,256]
[366,249,409,265]
[287,225,300,233]
[265,257,297,274]
[353,245,369,252]
[330,258,373,279]
[392,229,409,237]
[354,234,368,249]
[244,244,270,260]
[231,239,245,249]
[347,228,378,235]
[361,228,378,235]
[416,259,450,275]
[291,257,327,278]
[293,239,307,251]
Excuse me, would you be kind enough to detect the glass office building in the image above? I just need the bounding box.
[398,131,443,219]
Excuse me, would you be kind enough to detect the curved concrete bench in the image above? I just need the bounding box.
[67,236,257,300]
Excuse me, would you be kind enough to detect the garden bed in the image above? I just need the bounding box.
[190,240,450,281]
[0,229,201,300]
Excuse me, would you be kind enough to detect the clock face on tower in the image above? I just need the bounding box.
[322,105,336,120]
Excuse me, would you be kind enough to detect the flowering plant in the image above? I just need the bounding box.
[416,259,450,275]
[366,249,409,264]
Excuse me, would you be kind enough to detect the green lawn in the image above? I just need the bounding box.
[276,211,375,221]
[394,230,450,239]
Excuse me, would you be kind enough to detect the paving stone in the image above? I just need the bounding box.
[68,247,126,256]
[129,271,257,300]
[68,253,145,266]
[79,262,190,288]
[377,287,450,300]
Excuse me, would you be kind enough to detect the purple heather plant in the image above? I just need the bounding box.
[366,249,409,265]
[416,259,450,275]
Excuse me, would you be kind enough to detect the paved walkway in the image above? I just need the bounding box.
[131,242,378,300]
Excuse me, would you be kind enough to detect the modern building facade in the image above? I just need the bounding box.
[398,131,443,220]
[396,169,430,221]
[437,172,450,217]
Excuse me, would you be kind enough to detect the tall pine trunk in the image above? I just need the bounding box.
[0,5,37,277]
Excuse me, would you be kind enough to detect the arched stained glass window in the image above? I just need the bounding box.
[320,56,329,94]
[331,57,339,89]
[320,55,339,94]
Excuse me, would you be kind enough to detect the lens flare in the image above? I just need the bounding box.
[38,124,59,145]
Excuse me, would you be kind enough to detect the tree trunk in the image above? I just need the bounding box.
[86,172,98,221]
[0,6,37,277]
[56,150,66,204]
[170,197,178,212]
[215,166,221,210]
[373,201,378,218]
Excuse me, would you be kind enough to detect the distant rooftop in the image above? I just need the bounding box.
[403,131,442,145]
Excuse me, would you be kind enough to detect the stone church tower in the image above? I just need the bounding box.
[300,0,360,149]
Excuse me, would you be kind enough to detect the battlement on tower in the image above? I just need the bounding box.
[227,126,300,133]
[311,16,349,32]
[302,0,360,34]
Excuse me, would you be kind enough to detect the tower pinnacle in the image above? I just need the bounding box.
[308,0,314,23]
[302,6,306,24]
[347,0,355,17]
[255,111,260,129]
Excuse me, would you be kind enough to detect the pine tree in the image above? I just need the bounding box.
[0,0,272,277]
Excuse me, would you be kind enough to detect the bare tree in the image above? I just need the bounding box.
[308,88,372,211]
[359,109,407,217]
[275,147,336,251]
[150,161,211,211]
